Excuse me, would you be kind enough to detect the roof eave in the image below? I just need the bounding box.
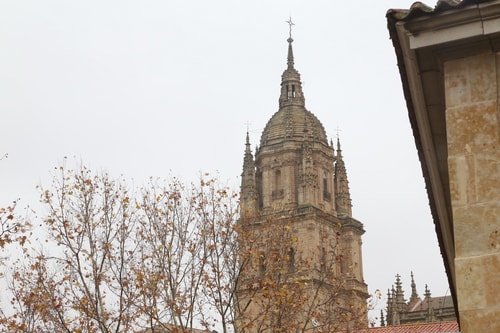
[387,0,500,327]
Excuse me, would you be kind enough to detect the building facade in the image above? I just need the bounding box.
[384,273,456,326]
[387,0,500,331]
[236,32,368,332]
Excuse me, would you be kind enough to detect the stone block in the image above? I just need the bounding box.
[460,307,500,333]
[445,58,470,107]
[454,202,500,257]
[475,152,500,203]
[445,53,497,107]
[484,253,500,307]
[469,53,496,103]
[455,256,486,311]
[446,101,499,156]
[456,253,500,315]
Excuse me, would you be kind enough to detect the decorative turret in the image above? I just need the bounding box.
[410,272,418,301]
[240,131,257,217]
[424,284,431,299]
[424,284,436,322]
[394,274,406,311]
[298,114,318,206]
[386,289,392,324]
[279,19,305,108]
[334,138,352,216]
[387,285,400,325]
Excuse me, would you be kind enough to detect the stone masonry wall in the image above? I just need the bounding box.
[444,52,500,332]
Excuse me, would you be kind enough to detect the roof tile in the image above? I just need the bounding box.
[387,0,489,21]
[352,321,459,333]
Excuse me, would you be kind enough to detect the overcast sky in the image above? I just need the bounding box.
[0,0,450,323]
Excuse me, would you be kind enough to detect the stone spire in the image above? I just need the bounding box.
[390,285,400,325]
[393,273,408,324]
[286,17,295,70]
[334,138,352,216]
[240,131,257,217]
[424,284,431,299]
[279,19,305,109]
[394,274,406,307]
[409,271,419,305]
[424,284,436,322]
[243,131,254,168]
[386,288,393,325]
[287,36,294,70]
[380,309,386,327]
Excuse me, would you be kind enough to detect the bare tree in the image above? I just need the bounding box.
[3,166,140,332]
[134,175,242,333]
[196,177,241,333]
[2,165,243,333]
[1,164,364,333]
[133,176,206,331]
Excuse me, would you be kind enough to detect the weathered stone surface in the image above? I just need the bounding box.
[445,53,497,108]
[445,58,470,107]
[455,256,486,311]
[475,152,500,203]
[454,202,500,257]
[446,102,499,156]
[448,155,474,206]
[469,53,496,103]
[460,305,500,333]
[445,50,500,332]
[484,253,500,307]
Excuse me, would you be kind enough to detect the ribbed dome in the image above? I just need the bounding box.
[260,107,328,147]
[259,33,328,148]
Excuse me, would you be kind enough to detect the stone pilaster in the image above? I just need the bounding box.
[444,51,500,332]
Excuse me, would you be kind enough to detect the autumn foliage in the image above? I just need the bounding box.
[0,165,239,332]
[0,165,365,332]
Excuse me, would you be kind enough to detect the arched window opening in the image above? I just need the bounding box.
[256,169,263,209]
[323,171,331,201]
[286,84,296,99]
[272,169,283,200]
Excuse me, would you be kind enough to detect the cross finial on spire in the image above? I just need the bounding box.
[286,17,294,41]
[335,126,342,140]
[284,17,296,70]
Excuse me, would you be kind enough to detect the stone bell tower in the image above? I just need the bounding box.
[237,24,368,332]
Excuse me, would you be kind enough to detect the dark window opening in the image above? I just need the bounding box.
[286,84,296,99]
[323,171,331,201]
[272,169,284,200]
[288,247,296,273]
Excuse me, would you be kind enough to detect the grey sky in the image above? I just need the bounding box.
[0,0,449,322]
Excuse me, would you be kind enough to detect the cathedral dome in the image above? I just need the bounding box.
[260,107,328,147]
[259,33,328,149]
